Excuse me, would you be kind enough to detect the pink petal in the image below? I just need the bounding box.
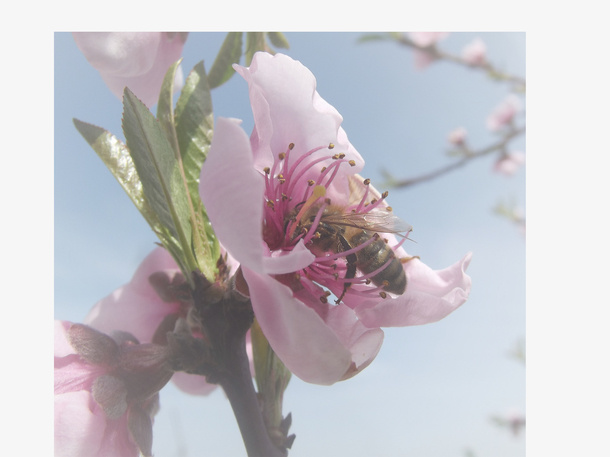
[199,117,266,271]
[262,239,315,275]
[73,32,186,107]
[355,252,473,327]
[407,32,449,47]
[234,52,364,182]
[55,391,107,457]
[55,320,75,357]
[84,248,182,343]
[242,267,353,385]
[73,33,159,76]
[169,372,218,396]
[322,303,384,380]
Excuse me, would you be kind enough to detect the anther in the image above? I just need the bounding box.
[324,198,332,205]
[263,167,271,174]
[382,191,389,198]
[289,143,295,150]
[365,279,372,285]
[328,143,335,149]
[363,178,371,185]
[348,160,356,167]
[281,193,288,201]
[382,280,390,287]
[308,180,315,186]
[320,296,328,303]
[386,206,393,212]
[400,255,420,264]
[321,166,327,172]
[266,200,275,209]
[379,292,387,299]
[279,152,286,160]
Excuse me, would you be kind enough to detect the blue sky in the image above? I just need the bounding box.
[55,32,526,457]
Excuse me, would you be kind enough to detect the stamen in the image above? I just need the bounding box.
[313,234,379,263]
[287,185,326,239]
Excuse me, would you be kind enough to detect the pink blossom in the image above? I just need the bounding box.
[72,32,188,107]
[406,32,449,69]
[462,37,487,66]
[199,52,472,385]
[486,94,522,131]
[448,127,467,146]
[493,151,525,175]
[85,246,223,396]
[492,407,526,436]
[407,32,449,47]
[55,321,171,457]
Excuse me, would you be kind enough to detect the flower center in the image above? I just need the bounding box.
[261,142,408,303]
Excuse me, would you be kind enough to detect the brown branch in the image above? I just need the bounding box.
[385,126,525,189]
[395,34,526,91]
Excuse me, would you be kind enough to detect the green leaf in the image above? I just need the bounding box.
[72,119,159,227]
[245,32,267,65]
[267,32,290,49]
[156,59,182,155]
[357,33,391,44]
[121,88,197,274]
[208,32,243,89]
[175,61,220,280]
[73,118,192,277]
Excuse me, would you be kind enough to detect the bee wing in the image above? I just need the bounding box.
[323,210,413,237]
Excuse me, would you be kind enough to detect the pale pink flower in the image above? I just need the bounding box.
[72,32,187,107]
[448,127,468,146]
[494,151,525,175]
[55,320,172,457]
[462,37,487,66]
[492,407,526,436]
[486,94,522,131]
[199,52,472,385]
[407,32,449,47]
[406,32,449,69]
[85,246,224,396]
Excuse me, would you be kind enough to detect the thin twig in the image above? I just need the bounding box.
[384,125,525,189]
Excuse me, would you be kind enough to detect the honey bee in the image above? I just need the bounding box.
[289,202,412,303]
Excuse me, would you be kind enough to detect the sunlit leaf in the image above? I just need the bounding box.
[73,118,191,277]
[208,32,243,89]
[175,61,220,279]
[245,32,267,65]
[122,88,197,274]
[267,32,290,49]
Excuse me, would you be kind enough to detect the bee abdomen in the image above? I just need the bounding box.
[351,231,407,295]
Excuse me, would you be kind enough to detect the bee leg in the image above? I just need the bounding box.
[336,235,357,304]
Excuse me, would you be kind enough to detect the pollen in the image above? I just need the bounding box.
[400,255,420,264]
